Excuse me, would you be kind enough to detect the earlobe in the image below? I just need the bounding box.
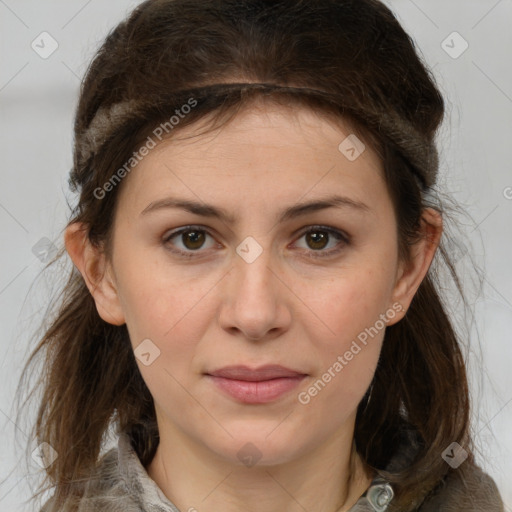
[64,222,126,326]
[387,208,443,325]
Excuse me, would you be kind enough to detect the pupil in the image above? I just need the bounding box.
[184,230,204,249]
[181,230,329,251]
[308,231,327,250]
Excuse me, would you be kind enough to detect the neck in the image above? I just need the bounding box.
[146,420,374,512]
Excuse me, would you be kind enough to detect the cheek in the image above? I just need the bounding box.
[114,248,223,378]
[295,277,390,418]
[307,265,394,343]
[117,261,214,411]
[115,242,192,332]
[297,255,397,394]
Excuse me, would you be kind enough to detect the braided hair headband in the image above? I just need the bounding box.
[76,82,439,190]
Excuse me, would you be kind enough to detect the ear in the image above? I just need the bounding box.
[64,222,125,326]
[387,208,443,326]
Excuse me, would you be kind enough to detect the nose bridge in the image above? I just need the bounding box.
[233,234,277,297]
[220,233,287,338]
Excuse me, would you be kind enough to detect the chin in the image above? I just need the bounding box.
[202,425,309,468]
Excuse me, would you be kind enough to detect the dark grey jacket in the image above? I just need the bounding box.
[40,431,505,512]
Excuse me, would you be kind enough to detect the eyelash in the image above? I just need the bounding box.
[162,225,350,260]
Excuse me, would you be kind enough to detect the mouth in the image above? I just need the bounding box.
[204,364,308,404]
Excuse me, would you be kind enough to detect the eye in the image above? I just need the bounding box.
[163,226,219,257]
[292,226,349,259]
[163,225,350,259]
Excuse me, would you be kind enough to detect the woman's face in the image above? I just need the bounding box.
[84,101,435,466]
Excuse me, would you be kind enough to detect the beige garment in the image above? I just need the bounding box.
[40,430,505,512]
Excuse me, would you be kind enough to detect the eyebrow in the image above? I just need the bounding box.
[140,194,371,223]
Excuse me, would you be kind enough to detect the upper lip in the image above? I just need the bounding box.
[206,365,307,381]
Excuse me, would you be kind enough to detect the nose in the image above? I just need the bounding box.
[217,241,291,342]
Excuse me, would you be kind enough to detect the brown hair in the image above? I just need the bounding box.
[17,0,477,510]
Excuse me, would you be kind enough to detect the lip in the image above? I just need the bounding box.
[205,365,307,404]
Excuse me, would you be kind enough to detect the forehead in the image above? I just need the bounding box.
[115,102,388,217]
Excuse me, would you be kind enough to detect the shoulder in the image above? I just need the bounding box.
[417,463,504,512]
[39,438,144,512]
[378,428,505,512]
[40,432,178,511]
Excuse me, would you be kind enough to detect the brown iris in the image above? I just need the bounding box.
[306,230,329,250]
[181,230,206,250]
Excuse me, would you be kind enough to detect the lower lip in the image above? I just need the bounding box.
[206,375,306,404]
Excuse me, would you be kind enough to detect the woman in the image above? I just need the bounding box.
[19,0,505,510]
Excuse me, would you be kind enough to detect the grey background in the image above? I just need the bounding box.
[0,0,511,510]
